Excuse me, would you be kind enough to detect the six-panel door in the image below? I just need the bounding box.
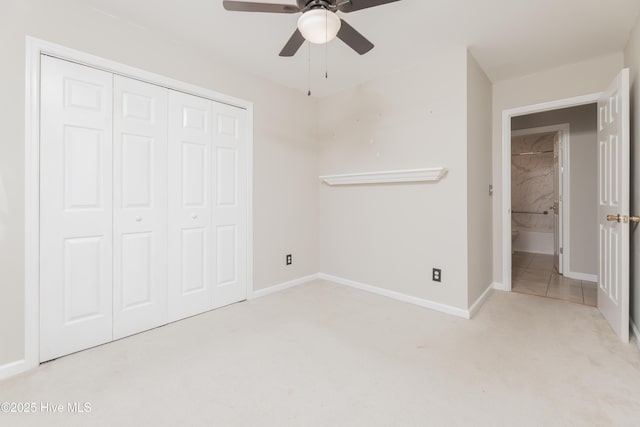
[167,90,215,322]
[597,69,630,342]
[40,56,114,362]
[113,76,169,339]
[212,103,248,308]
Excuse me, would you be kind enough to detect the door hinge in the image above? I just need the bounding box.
[560,247,563,255]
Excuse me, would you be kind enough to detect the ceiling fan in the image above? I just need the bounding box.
[222,0,402,57]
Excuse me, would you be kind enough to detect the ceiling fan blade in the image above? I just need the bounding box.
[223,1,300,13]
[279,28,306,57]
[336,19,374,55]
[337,0,402,13]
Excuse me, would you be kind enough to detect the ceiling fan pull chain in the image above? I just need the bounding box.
[308,41,312,96]
[325,9,329,79]
[325,47,328,79]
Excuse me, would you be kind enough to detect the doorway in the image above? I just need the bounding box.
[500,71,632,342]
[509,106,599,306]
[509,124,599,305]
[501,97,602,300]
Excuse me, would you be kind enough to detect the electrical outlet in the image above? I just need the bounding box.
[286,254,292,266]
[432,268,442,282]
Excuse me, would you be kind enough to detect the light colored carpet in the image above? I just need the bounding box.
[1,280,640,426]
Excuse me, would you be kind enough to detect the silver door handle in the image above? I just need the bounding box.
[135,216,142,222]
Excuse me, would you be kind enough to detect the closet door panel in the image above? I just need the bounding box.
[63,237,104,320]
[182,142,207,206]
[211,104,248,308]
[181,227,207,293]
[113,75,168,339]
[40,56,114,362]
[168,90,213,321]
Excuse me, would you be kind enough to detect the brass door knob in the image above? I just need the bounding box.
[631,216,640,223]
[607,214,622,223]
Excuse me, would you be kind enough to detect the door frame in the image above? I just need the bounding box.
[511,124,569,274]
[501,93,600,291]
[24,37,254,372]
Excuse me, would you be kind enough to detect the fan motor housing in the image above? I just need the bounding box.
[298,0,338,12]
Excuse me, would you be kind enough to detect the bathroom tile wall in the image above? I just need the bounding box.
[511,132,555,233]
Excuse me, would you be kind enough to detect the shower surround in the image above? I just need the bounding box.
[511,132,555,254]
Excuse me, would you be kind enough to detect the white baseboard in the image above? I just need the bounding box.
[631,320,640,351]
[469,283,494,318]
[251,272,482,320]
[250,274,319,299]
[564,271,598,282]
[0,359,27,382]
[318,273,470,319]
[492,282,508,291]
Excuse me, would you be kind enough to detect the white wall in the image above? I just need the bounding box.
[466,52,494,305]
[492,53,624,287]
[317,49,470,310]
[624,14,640,331]
[512,231,554,255]
[0,0,319,366]
[512,104,598,277]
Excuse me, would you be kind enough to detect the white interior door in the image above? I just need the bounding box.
[40,56,114,361]
[113,76,169,339]
[168,90,213,321]
[597,68,630,342]
[211,103,248,308]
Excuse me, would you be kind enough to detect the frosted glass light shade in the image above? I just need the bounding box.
[297,9,341,44]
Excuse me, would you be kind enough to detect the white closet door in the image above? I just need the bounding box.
[40,56,114,362]
[168,90,213,321]
[113,76,169,339]
[211,103,248,308]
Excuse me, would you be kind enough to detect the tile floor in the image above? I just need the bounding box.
[512,251,597,306]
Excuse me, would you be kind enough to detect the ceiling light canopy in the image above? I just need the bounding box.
[297,9,341,44]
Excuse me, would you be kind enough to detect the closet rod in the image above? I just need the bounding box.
[512,210,549,215]
[512,150,553,157]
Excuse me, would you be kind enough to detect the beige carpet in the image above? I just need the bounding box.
[1,280,640,426]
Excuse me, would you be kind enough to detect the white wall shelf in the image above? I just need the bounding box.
[319,167,447,186]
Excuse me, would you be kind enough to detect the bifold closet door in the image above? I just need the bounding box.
[211,103,248,308]
[40,56,114,362]
[40,55,249,359]
[168,90,214,321]
[112,76,169,339]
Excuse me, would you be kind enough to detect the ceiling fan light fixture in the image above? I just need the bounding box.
[297,9,341,44]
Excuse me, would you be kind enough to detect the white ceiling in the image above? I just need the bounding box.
[86,0,640,97]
